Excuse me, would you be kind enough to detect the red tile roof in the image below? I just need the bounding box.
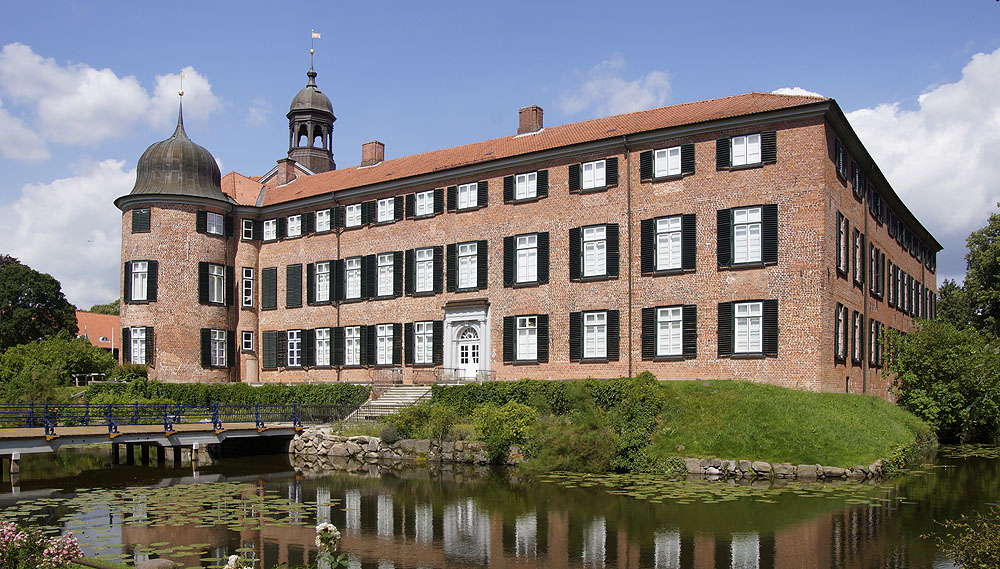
[260,92,827,206]
[76,311,120,350]
[221,171,265,206]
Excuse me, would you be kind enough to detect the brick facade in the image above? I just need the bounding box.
[117,92,940,398]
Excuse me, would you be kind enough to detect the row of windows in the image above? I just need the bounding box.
[833,304,885,368]
[249,300,774,371]
[123,327,234,369]
[836,211,934,318]
[834,138,936,273]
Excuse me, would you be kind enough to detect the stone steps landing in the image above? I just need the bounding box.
[348,386,432,421]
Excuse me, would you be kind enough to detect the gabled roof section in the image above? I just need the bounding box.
[76,311,120,350]
[221,172,265,206]
[263,92,828,206]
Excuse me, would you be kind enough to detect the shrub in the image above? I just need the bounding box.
[0,520,83,569]
[111,363,148,382]
[473,401,536,461]
[384,401,432,438]
[524,406,618,473]
[426,404,458,441]
[379,424,401,445]
[936,504,1000,568]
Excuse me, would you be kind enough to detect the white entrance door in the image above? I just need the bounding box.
[457,326,480,379]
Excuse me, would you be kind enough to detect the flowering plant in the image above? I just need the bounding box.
[223,554,245,569]
[1,521,84,569]
[315,522,347,568]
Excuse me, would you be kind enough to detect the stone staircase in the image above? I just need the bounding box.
[347,385,432,421]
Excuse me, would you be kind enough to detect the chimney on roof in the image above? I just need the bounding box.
[518,106,543,134]
[275,157,297,185]
[361,141,385,166]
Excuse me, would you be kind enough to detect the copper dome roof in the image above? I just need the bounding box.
[289,67,334,117]
[129,102,226,200]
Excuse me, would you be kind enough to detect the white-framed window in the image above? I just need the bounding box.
[731,134,761,167]
[207,212,224,235]
[209,264,225,304]
[414,321,433,365]
[377,253,393,296]
[582,160,606,190]
[376,324,393,365]
[583,225,607,277]
[458,183,478,209]
[286,214,302,238]
[211,329,227,367]
[654,146,681,177]
[853,312,862,362]
[345,326,361,366]
[316,209,331,232]
[516,234,538,283]
[241,267,254,307]
[263,219,277,241]
[734,302,762,354]
[415,190,434,216]
[131,261,148,301]
[241,219,253,240]
[516,316,538,361]
[583,311,607,359]
[345,257,361,299]
[415,248,434,293]
[458,242,477,289]
[837,213,849,274]
[657,307,683,357]
[835,306,845,360]
[377,198,394,223]
[315,262,330,302]
[130,326,146,364]
[733,207,762,264]
[515,172,537,200]
[655,216,682,271]
[315,328,331,366]
[287,330,301,367]
[345,204,362,227]
[241,330,254,352]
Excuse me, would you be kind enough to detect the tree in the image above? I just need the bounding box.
[964,205,1000,337]
[0,331,117,402]
[937,278,973,330]
[87,300,120,315]
[885,319,1000,443]
[0,256,77,352]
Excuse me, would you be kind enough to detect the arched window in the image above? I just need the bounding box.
[458,326,479,341]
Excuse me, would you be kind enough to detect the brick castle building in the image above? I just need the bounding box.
[115,65,940,397]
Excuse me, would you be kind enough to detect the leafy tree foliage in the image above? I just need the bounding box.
[885,319,1000,443]
[87,300,120,315]
[937,278,973,330]
[0,331,117,402]
[937,504,1000,569]
[0,255,77,352]
[965,205,1000,336]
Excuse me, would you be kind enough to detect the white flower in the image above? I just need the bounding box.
[224,554,242,569]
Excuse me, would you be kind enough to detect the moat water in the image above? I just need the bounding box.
[1,446,997,569]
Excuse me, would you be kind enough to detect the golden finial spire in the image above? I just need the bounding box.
[310,30,321,68]
[179,71,186,97]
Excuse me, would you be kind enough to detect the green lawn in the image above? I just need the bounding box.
[648,380,934,466]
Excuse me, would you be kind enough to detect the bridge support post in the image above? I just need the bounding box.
[111,443,120,465]
[173,446,182,468]
[191,443,200,467]
[156,445,165,467]
[126,443,135,465]
[1,456,6,481]
[140,444,150,467]
[9,452,19,476]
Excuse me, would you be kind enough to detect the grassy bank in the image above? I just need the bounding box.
[372,374,935,472]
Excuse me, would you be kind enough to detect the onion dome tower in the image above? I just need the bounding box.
[115,95,236,383]
[287,64,336,173]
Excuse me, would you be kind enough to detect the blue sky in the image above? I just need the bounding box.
[1,0,998,308]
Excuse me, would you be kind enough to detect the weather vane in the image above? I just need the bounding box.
[311,30,321,66]
[179,71,186,97]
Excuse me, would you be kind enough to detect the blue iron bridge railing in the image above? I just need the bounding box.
[0,402,357,440]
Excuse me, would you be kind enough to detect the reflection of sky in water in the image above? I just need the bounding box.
[344,489,360,532]
[515,511,537,558]
[63,504,122,559]
[731,531,760,569]
[414,502,433,544]
[443,497,490,564]
[376,494,393,538]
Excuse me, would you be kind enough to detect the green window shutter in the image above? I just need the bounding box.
[682,305,697,358]
[568,227,582,281]
[147,260,158,302]
[640,307,655,360]
[200,328,211,368]
[681,214,696,271]
[569,312,582,362]
[286,264,302,308]
[681,143,695,174]
[196,211,207,233]
[607,310,620,361]
[606,224,619,277]
[261,267,277,310]
[717,209,732,268]
[716,138,731,169]
[123,262,132,303]
[502,316,515,362]
[536,170,548,198]
[536,314,549,363]
[605,157,618,187]
[762,204,779,265]
[763,300,779,356]
[198,262,209,304]
[639,150,653,180]
[568,163,581,192]
[717,302,733,357]
[640,218,655,274]
[122,327,131,363]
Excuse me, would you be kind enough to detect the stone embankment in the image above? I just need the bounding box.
[678,457,885,480]
[289,427,524,466]
[290,428,884,480]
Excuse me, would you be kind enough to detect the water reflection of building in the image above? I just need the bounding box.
[108,474,920,569]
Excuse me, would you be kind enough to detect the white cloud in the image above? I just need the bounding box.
[0,96,47,160]
[0,159,134,308]
[772,87,825,98]
[246,98,271,126]
[559,54,671,117]
[0,43,221,153]
[846,47,1000,259]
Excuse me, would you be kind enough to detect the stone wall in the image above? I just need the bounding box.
[677,456,885,480]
